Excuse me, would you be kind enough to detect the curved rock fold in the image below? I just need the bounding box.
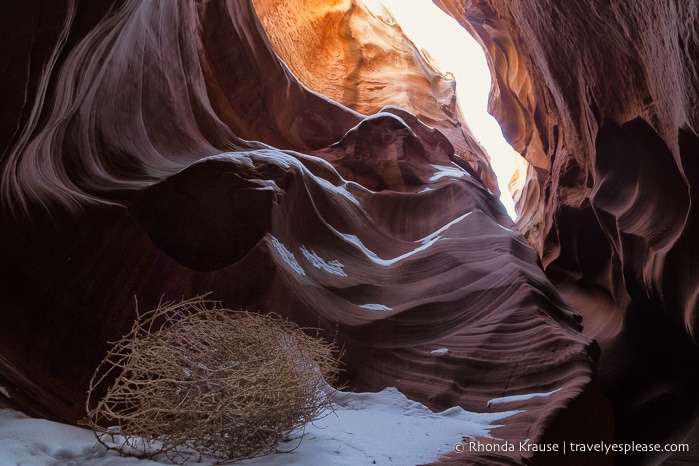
[18,0,699,464]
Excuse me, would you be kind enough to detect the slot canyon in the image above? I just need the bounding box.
[1,0,698,464]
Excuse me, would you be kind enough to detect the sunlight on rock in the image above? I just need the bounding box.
[363,0,523,218]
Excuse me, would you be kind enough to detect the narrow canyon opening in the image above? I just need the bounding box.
[253,0,525,219]
[362,0,521,218]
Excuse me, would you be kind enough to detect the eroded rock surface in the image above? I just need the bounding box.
[0,1,620,464]
[253,0,500,195]
[436,0,699,462]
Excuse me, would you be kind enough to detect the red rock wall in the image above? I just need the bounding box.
[0,0,635,464]
[436,0,699,462]
[252,0,500,194]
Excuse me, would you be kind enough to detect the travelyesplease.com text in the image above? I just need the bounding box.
[453,440,690,455]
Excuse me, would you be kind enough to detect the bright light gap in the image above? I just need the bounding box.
[363,0,519,219]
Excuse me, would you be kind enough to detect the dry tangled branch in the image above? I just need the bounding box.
[83,295,341,464]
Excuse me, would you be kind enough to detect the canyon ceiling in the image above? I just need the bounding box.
[1,0,698,464]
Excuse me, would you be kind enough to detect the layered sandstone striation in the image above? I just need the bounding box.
[436,0,699,463]
[252,0,500,195]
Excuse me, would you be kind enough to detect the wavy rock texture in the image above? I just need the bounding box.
[436,0,699,463]
[0,1,615,465]
[252,0,500,195]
